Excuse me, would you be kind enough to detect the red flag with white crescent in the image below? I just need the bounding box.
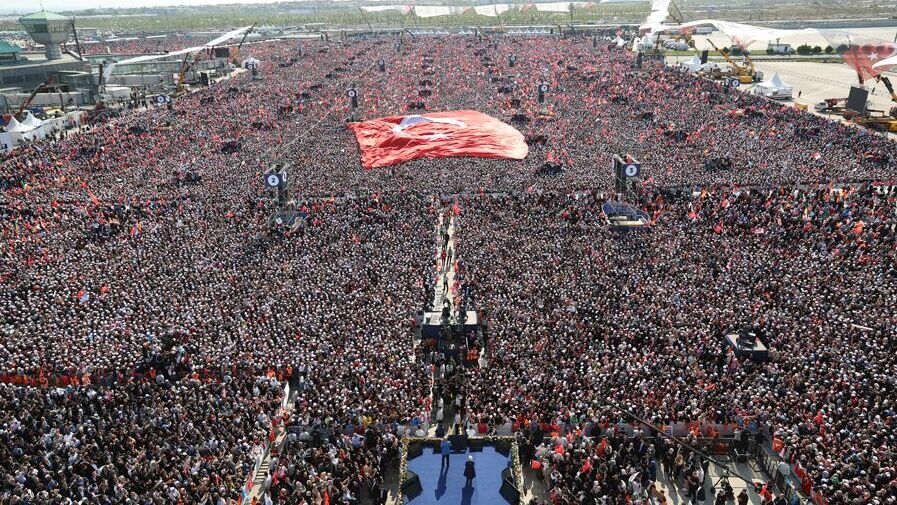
[842,43,897,82]
[347,110,528,169]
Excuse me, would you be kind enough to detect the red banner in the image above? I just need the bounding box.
[347,110,528,169]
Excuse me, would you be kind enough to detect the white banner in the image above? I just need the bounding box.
[102,26,252,82]
[414,5,455,17]
[360,5,406,12]
[473,3,511,16]
[206,26,254,48]
[873,54,897,70]
[535,2,571,12]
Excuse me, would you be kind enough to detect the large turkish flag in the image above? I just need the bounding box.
[842,43,897,82]
[347,110,529,169]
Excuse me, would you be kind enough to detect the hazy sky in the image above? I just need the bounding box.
[3,0,290,14]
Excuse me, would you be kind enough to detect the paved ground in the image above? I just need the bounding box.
[666,54,897,139]
[750,61,896,112]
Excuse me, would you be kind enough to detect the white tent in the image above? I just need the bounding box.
[680,54,703,72]
[5,117,35,134]
[22,112,43,129]
[1,117,37,152]
[21,112,48,140]
[753,73,793,100]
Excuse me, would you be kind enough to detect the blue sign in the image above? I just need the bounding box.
[623,163,641,177]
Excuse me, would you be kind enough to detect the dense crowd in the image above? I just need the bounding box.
[79,35,208,56]
[451,185,896,504]
[0,375,283,503]
[266,422,399,504]
[1,32,896,504]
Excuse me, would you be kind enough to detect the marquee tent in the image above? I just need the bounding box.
[753,73,793,100]
[680,54,703,72]
[1,117,37,152]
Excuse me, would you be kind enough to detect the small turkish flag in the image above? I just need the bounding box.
[347,110,528,169]
[842,43,897,82]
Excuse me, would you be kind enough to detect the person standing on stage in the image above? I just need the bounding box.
[441,437,451,467]
[464,455,476,486]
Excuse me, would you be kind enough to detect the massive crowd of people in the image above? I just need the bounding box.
[1,31,896,504]
[78,35,208,56]
[452,185,896,504]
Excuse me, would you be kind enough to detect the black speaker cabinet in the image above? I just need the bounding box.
[449,434,468,452]
[407,441,423,459]
[402,470,423,500]
[499,477,520,504]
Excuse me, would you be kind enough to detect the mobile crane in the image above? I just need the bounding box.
[851,75,897,132]
[229,24,255,65]
[706,40,762,84]
[15,76,61,120]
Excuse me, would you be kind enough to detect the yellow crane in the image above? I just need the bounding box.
[175,52,195,95]
[706,40,758,84]
[851,75,897,132]
[229,24,255,65]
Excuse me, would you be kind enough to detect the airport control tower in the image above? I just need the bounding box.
[19,10,72,60]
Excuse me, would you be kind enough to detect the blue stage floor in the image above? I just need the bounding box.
[406,446,511,504]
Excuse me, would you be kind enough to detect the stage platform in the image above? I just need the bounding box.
[724,333,770,362]
[406,446,513,504]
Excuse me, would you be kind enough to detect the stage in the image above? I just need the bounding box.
[405,446,514,504]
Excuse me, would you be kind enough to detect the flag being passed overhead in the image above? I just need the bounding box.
[347,110,528,169]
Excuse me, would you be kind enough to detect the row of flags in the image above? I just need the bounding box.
[360,2,607,18]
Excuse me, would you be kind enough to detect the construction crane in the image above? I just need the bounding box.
[230,24,255,64]
[851,75,897,132]
[821,75,897,133]
[175,52,197,95]
[668,0,684,25]
[706,40,759,84]
[741,51,763,81]
[16,76,59,119]
[879,75,897,105]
